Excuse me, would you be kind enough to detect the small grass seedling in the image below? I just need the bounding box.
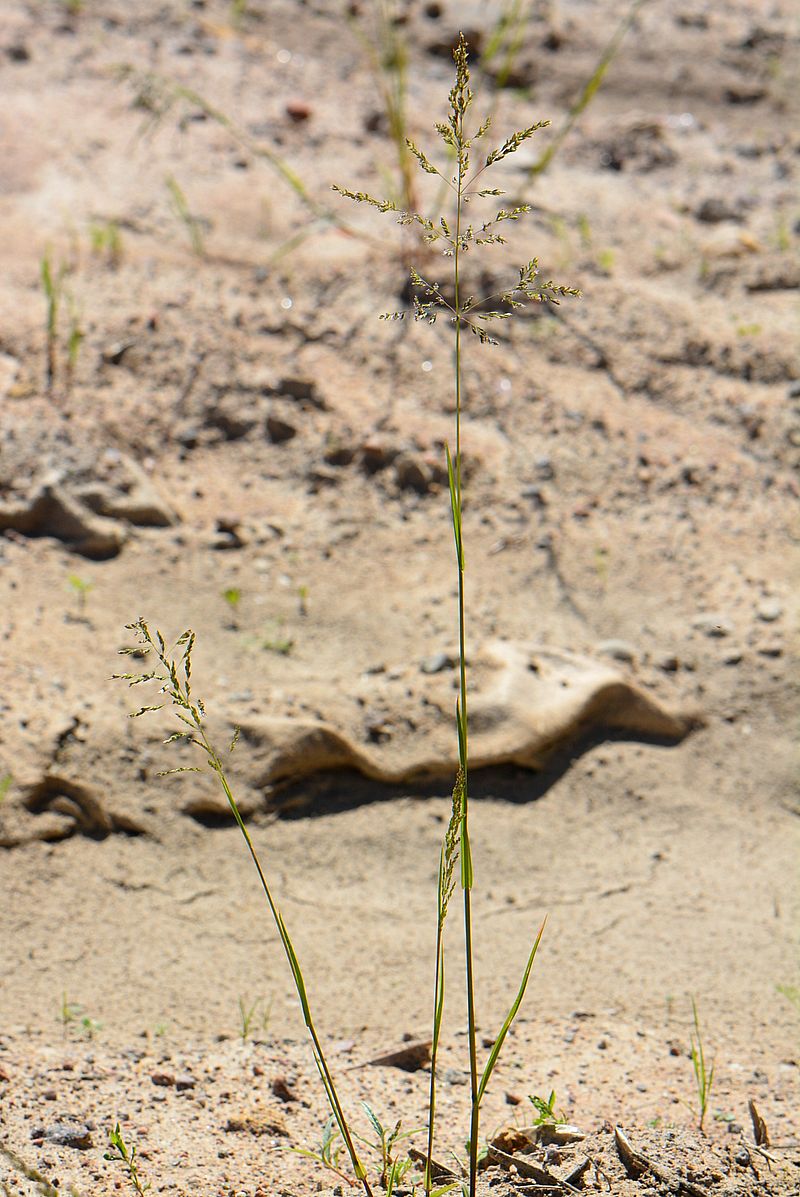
[104,1124,150,1197]
[166,174,205,257]
[41,248,83,396]
[68,573,93,615]
[0,774,11,804]
[238,994,271,1041]
[689,997,715,1132]
[222,586,242,629]
[89,219,124,268]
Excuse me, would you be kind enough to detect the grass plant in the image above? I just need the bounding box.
[165,175,205,257]
[528,0,648,177]
[118,38,576,1197]
[689,997,715,1132]
[336,36,575,1196]
[41,248,83,396]
[115,621,373,1197]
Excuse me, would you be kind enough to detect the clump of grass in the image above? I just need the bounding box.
[689,997,715,1132]
[41,248,83,397]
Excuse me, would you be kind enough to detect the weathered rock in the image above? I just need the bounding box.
[0,477,127,558]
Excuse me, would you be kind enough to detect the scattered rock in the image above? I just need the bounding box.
[271,1076,297,1102]
[285,99,312,122]
[0,477,127,558]
[32,1121,93,1149]
[420,652,455,675]
[276,377,324,408]
[6,42,30,62]
[596,639,637,665]
[691,613,733,638]
[266,414,297,444]
[695,197,743,223]
[756,600,782,622]
[151,1071,175,1087]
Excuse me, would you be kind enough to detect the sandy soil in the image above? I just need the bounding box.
[0,1,798,1195]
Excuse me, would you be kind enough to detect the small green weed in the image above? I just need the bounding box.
[60,991,101,1038]
[291,1115,352,1186]
[104,1124,150,1197]
[689,997,715,1132]
[776,983,800,1013]
[261,620,294,656]
[0,774,12,804]
[528,1090,567,1127]
[357,1104,421,1192]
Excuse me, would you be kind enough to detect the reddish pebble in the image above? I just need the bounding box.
[286,100,312,122]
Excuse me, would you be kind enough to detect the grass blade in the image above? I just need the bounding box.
[477,919,545,1103]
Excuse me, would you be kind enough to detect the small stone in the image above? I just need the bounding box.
[596,639,637,664]
[271,1076,297,1102]
[657,654,680,672]
[421,652,454,675]
[723,648,743,665]
[278,376,321,405]
[394,454,432,494]
[151,1071,175,1087]
[266,415,297,444]
[7,42,31,62]
[691,613,734,638]
[757,600,782,622]
[727,1122,743,1134]
[757,643,782,658]
[35,1121,93,1149]
[695,197,741,223]
[175,1074,196,1090]
[285,99,312,122]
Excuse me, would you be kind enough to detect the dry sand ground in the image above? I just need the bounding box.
[0,1,798,1195]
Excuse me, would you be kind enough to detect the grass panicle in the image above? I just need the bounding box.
[335,35,574,1197]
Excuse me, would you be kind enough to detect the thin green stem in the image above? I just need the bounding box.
[205,746,373,1197]
[452,104,480,1197]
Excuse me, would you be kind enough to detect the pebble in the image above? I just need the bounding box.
[596,639,637,664]
[32,1121,93,1149]
[420,652,454,674]
[691,613,733,638]
[266,415,297,444]
[756,600,782,622]
[285,100,312,122]
[151,1071,175,1087]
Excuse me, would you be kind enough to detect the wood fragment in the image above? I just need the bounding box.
[407,1147,457,1180]
[486,1144,559,1186]
[748,1097,770,1147]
